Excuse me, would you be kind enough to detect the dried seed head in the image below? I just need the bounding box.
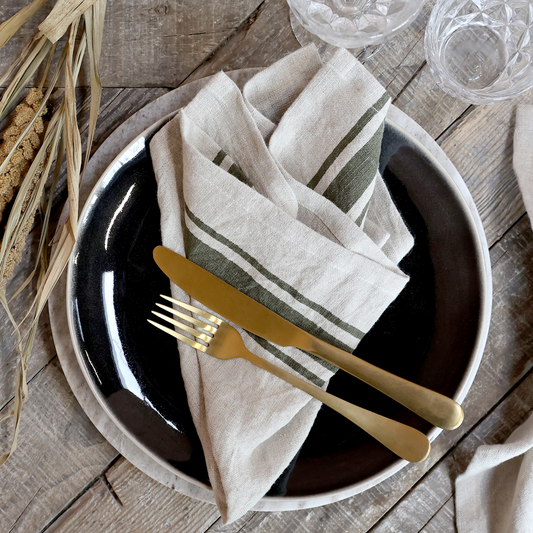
[0,88,48,288]
[0,89,47,216]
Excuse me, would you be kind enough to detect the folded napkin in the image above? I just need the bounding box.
[456,414,533,533]
[455,105,533,533]
[150,45,413,523]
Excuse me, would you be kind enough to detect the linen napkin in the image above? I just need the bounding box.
[455,105,533,533]
[150,45,413,523]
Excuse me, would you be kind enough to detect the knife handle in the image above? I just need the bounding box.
[302,336,464,430]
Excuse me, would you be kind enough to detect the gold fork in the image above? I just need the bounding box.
[148,295,431,463]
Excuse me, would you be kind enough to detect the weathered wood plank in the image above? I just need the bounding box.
[438,91,533,247]
[44,457,220,533]
[99,0,263,87]
[361,1,436,97]
[184,0,300,83]
[1,0,263,87]
[419,498,456,533]
[0,229,55,411]
[393,65,471,139]
[0,359,117,533]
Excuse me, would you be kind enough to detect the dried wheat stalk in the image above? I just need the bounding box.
[0,0,106,466]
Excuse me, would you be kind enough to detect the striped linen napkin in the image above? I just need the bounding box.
[150,45,413,523]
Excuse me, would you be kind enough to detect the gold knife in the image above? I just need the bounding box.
[153,245,464,430]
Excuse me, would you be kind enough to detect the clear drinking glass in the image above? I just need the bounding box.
[425,0,533,104]
[286,0,426,48]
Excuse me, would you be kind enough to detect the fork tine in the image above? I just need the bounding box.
[151,310,212,343]
[148,319,208,352]
[160,294,223,326]
[155,302,217,334]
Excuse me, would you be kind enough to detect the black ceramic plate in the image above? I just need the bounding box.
[67,115,490,499]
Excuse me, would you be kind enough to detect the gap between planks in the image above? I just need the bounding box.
[37,456,124,533]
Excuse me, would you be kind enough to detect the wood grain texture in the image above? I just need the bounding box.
[439,91,533,247]
[393,64,471,139]
[0,228,55,411]
[419,499,456,533]
[186,0,439,95]
[185,0,300,83]
[45,458,220,533]
[98,0,263,87]
[0,359,117,533]
[1,0,263,87]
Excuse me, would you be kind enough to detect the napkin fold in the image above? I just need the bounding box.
[455,105,533,533]
[456,414,533,533]
[150,45,413,523]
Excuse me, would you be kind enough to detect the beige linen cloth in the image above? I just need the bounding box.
[150,45,413,522]
[455,105,533,533]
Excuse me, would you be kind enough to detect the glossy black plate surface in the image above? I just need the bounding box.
[68,119,486,497]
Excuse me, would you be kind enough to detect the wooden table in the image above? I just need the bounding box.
[1,1,533,531]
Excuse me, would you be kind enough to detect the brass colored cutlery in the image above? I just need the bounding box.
[152,246,464,432]
[148,295,431,463]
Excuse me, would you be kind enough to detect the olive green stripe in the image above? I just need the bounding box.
[249,332,327,386]
[212,149,226,166]
[185,205,365,341]
[355,200,371,227]
[306,92,390,191]
[212,150,253,188]
[323,123,384,213]
[228,163,253,187]
[184,228,338,376]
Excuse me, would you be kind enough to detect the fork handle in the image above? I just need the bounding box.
[243,351,430,463]
[301,336,464,431]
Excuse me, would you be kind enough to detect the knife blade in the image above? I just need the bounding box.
[153,245,464,431]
